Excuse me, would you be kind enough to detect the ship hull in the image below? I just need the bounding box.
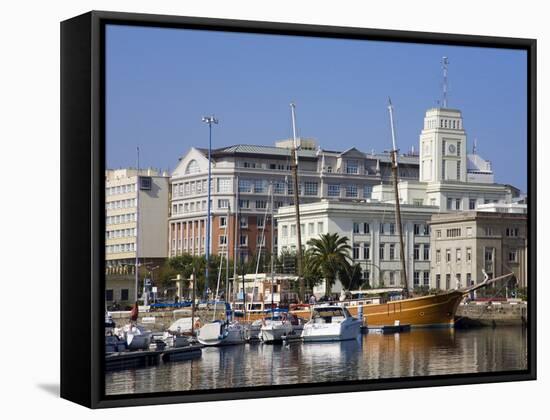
[292,292,464,328]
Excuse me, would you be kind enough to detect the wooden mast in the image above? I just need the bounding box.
[290,103,304,302]
[387,99,409,297]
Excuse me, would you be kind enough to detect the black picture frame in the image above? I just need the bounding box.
[60,10,537,409]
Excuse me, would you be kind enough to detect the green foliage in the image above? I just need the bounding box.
[307,232,351,296]
[339,263,363,291]
[413,286,431,296]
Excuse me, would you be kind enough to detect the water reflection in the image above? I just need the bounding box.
[106,327,528,395]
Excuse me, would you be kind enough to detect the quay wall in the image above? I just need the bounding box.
[456,302,528,326]
[109,308,228,331]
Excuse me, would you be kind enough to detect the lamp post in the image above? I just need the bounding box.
[201,115,218,301]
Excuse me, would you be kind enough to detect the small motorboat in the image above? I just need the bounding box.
[301,304,362,342]
[115,323,153,350]
[246,319,262,341]
[260,312,293,344]
[197,320,246,346]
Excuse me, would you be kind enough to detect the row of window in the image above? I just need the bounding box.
[106,184,135,196]
[435,226,521,239]
[106,228,136,239]
[106,243,135,254]
[352,222,429,236]
[172,200,208,215]
[435,273,472,290]
[172,179,210,198]
[446,197,500,211]
[280,222,325,238]
[106,198,137,210]
[106,213,136,225]
[352,243,430,261]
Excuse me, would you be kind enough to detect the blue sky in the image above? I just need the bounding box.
[106,24,527,191]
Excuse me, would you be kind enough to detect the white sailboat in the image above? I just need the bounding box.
[260,312,294,343]
[301,304,361,342]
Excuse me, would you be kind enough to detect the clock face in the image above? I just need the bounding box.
[448,144,456,154]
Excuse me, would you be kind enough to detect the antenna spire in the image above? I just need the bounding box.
[442,56,449,108]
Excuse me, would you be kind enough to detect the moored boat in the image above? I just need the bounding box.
[260,312,293,343]
[197,320,246,346]
[301,304,362,342]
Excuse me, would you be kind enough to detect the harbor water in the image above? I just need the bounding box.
[105,327,528,395]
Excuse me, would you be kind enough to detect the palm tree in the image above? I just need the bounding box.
[339,263,363,291]
[307,233,351,297]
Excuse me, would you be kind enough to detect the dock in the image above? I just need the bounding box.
[368,324,411,334]
[106,344,204,372]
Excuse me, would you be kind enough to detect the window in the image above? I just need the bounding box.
[217,178,231,193]
[327,184,340,197]
[442,159,446,180]
[363,243,370,260]
[346,159,359,174]
[238,179,252,193]
[414,224,421,235]
[239,199,250,209]
[219,235,227,246]
[185,160,200,174]
[424,225,430,235]
[466,248,472,262]
[308,223,314,235]
[389,244,396,260]
[219,216,227,227]
[447,228,461,238]
[447,197,453,210]
[363,223,370,234]
[317,222,324,233]
[423,272,430,286]
[456,273,462,288]
[379,244,385,260]
[389,223,395,235]
[509,249,518,262]
[218,199,229,209]
[242,162,256,168]
[446,249,451,263]
[423,245,430,260]
[436,229,441,238]
[413,272,420,287]
[257,216,265,228]
[466,226,473,237]
[105,289,114,302]
[255,200,267,209]
[466,273,472,286]
[455,198,461,210]
[353,222,360,234]
[353,244,360,259]
[281,225,288,237]
[485,227,494,236]
[345,184,358,197]
[445,274,451,290]
[436,249,441,264]
[120,289,129,301]
[304,181,318,196]
[240,216,248,228]
[456,248,462,262]
[457,161,461,180]
[290,224,296,237]
[389,272,395,286]
[139,177,152,190]
[254,180,265,193]
[274,181,285,194]
[413,199,424,206]
[436,274,441,289]
[413,244,420,260]
[506,227,519,237]
[469,198,476,210]
[364,185,373,198]
[327,166,333,173]
[239,235,248,246]
[380,223,385,234]
[257,236,265,247]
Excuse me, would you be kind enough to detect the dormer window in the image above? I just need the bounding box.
[346,160,359,174]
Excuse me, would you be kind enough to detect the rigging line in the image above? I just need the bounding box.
[212,209,230,320]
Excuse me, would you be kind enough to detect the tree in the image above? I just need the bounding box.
[339,263,363,291]
[307,233,351,296]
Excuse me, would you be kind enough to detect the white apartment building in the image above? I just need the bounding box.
[105,168,170,303]
[276,200,438,293]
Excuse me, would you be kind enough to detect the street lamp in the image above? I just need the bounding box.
[202,115,218,301]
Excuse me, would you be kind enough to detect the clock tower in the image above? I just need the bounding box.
[419,107,467,183]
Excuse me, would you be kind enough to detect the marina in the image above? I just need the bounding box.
[105,326,528,395]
